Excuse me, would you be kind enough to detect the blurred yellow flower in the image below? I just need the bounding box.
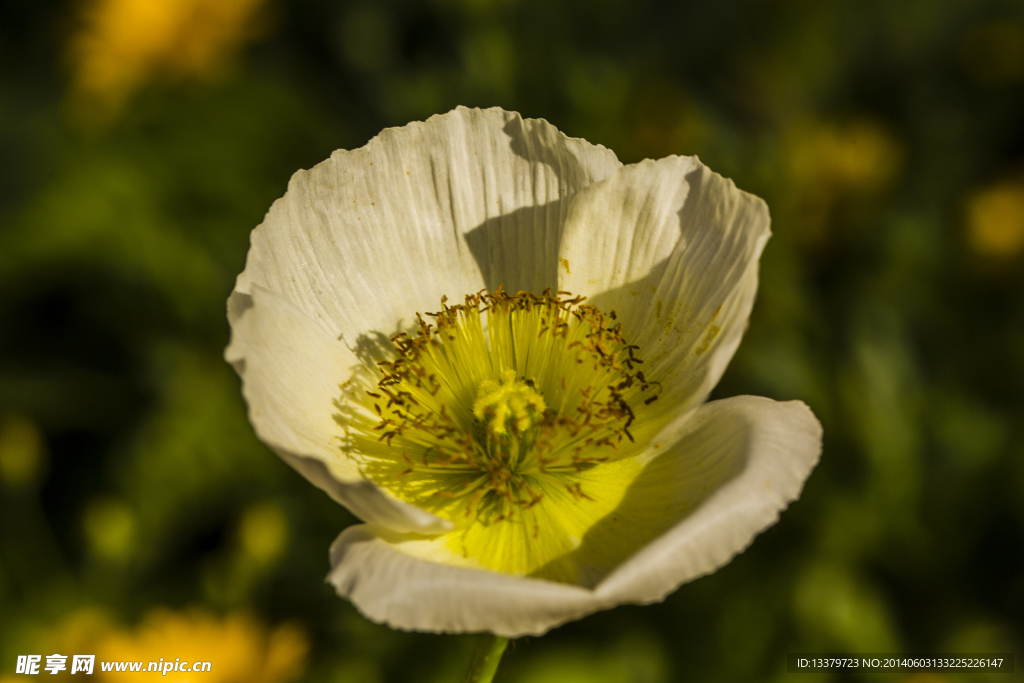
[788,120,901,195]
[967,181,1024,258]
[97,609,307,683]
[68,0,268,111]
[785,119,902,243]
[29,608,307,683]
[38,608,117,669]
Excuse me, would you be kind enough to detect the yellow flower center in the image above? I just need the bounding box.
[340,289,667,583]
[472,369,546,437]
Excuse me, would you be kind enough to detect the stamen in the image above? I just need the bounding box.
[351,288,660,526]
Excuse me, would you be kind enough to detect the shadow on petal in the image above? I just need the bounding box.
[464,198,568,295]
[531,410,749,589]
[462,116,622,295]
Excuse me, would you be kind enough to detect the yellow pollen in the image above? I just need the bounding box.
[472,369,547,436]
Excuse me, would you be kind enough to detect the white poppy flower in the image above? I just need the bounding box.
[225,106,822,637]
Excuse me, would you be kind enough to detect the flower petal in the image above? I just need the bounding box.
[326,396,820,636]
[226,285,451,534]
[327,525,598,637]
[232,106,621,363]
[558,156,770,413]
[594,396,821,604]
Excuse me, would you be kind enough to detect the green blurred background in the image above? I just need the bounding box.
[1,0,1023,681]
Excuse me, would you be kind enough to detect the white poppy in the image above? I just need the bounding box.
[225,106,822,637]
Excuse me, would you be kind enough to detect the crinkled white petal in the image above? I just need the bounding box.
[328,525,597,637]
[231,106,621,364]
[226,285,451,534]
[326,396,821,636]
[595,396,821,603]
[558,156,770,413]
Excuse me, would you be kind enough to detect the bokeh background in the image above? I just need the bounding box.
[1,0,1023,681]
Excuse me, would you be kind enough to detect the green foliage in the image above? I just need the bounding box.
[2,0,1023,680]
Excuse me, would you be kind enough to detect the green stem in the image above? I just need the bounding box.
[464,634,510,683]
